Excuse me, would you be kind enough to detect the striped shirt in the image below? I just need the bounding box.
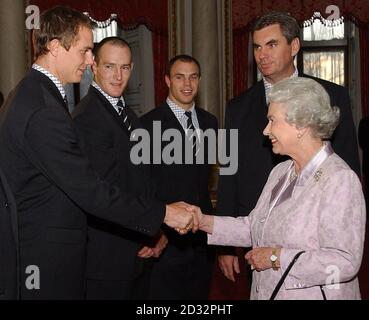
[166,97,200,132]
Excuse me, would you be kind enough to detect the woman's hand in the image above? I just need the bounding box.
[245,247,281,271]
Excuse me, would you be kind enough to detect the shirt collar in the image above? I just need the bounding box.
[92,81,125,112]
[166,97,195,120]
[32,64,66,99]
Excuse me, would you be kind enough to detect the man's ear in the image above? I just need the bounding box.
[91,60,98,76]
[291,37,300,57]
[165,75,171,88]
[47,39,60,57]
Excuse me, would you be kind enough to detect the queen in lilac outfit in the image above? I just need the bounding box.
[197,77,366,299]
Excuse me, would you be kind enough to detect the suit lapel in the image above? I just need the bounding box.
[90,86,133,137]
[255,81,269,133]
[195,107,207,131]
[30,69,69,114]
[160,102,186,134]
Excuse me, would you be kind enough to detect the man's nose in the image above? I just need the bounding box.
[85,52,94,66]
[114,68,122,80]
[258,47,268,60]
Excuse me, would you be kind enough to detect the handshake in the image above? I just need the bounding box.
[164,202,203,235]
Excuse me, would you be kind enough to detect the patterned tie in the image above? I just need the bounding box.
[116,100,132,132]
[184,111,199,158]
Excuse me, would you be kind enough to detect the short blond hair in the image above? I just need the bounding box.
[33,6,94,59]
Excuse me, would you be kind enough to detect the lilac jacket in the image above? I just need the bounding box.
[209,153,366,299]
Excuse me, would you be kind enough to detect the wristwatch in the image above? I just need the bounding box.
[270,248,279,271]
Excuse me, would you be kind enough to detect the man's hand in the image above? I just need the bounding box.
[164,201,194,231]
[175,205,202,234]
[218,255,240,282]
[137,246,154,258]
[165,202,202,235]
[137,231,168,259]
[151,231,168,258]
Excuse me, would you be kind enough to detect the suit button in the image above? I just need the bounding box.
[4,202,9,208]
[259,218,266,223]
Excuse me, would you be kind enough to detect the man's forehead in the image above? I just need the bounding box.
[101,43,131,55]
[74,26,93,46]
[172,70,199,75]
[253,24,284,42]
[171,62,199,74]
[97,45,132,63]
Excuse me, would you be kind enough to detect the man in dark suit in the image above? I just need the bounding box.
[0,167,19,300]
[141,55,218,299]
[73,37,167,299]
[216,11,360,289]
[0,6,195,299]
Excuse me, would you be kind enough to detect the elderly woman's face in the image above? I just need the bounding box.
[263,102,300,156]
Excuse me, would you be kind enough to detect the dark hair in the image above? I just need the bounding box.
[93,36,131,64]
[166,54,201,77]
[252,11,300,44]
[0,91,4,107]
[33,6,94,59]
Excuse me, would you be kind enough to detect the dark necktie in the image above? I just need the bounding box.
[117,100,132,132]
[184,111,199,158]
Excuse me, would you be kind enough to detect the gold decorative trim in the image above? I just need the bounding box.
[168,0,177,58]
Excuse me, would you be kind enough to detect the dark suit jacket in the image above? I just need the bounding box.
[72,86,155,282]
[0,167,19,300]
[217,75,360,219]
[141,102,218,247]
[0,69,165,299]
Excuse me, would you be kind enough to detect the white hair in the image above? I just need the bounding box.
[268,77,340,139]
